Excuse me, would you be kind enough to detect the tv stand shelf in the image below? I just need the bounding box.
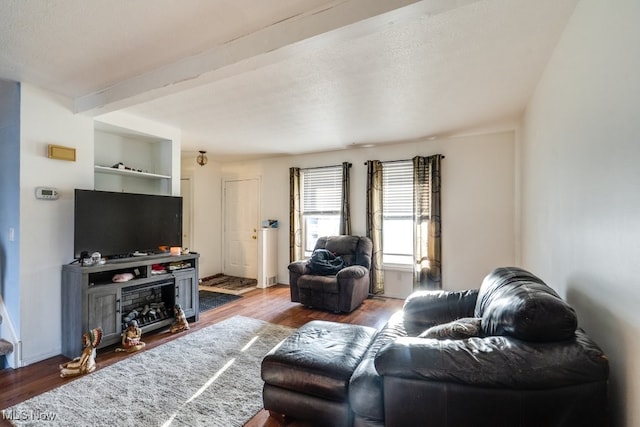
[61,253,199,359]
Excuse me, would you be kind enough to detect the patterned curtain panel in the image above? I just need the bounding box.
[366,160,385,294]
[339,162,352,235]
[289,167,303,262]
[413,155,443,290]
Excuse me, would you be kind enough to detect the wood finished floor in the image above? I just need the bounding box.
[0,285,404,426]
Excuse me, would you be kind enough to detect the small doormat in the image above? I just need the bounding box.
[199,290,242,313]
[201,274,257,295]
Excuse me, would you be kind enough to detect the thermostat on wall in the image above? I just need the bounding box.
[35,187,59,200]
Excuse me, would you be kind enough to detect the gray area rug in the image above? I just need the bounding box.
[5,316,293,427]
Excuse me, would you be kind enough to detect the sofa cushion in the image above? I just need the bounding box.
[419,317,482,340]
[475,267,577,341]
[298,275,339,293]
[375,329,609,389]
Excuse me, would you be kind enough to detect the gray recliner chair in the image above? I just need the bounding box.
[288,235,373,313]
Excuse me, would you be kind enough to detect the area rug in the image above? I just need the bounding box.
[198,290,242,313]
[200,274,257,295]
[4,316,293,427]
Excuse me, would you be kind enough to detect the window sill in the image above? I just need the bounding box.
[382,263,413,272]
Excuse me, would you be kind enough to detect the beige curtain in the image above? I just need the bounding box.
[340,162,352,235]
[366,160,385,294]
[289,167,303,262]
[413,155,442,289]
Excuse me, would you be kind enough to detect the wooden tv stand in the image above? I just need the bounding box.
[61,253,199,359]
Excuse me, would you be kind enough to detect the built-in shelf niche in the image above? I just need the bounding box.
[94,121,174,195]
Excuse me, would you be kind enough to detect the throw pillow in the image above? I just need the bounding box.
[419,317,483,339]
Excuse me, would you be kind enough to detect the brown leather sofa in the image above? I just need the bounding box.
[266,266,610,426]
[288,235,372,313]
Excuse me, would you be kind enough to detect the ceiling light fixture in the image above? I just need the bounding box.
[196,150,208,166]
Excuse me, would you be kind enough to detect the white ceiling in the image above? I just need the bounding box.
[0,0,579,161]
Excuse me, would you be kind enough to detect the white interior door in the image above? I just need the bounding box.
[223,178,259,278]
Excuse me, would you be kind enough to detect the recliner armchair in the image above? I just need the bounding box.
[288,235,372,313]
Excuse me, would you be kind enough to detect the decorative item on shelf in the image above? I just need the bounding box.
[170,246,182,256]
[111,162,145,173]
[91,252,102,264]
[196,150,208,166]
[168,262,189,270]
[59,328,102,378]
[80,251,105,266]
[112,272,135,282]
[151,264,167,275]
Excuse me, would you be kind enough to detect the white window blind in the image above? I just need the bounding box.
[382,160,414,264]
[302,166,342,214]
[382,161,413,218]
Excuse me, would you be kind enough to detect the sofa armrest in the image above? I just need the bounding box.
[288,260,310,302]
[288,260,310,275]
[374,329,609,389]
[402,289,479,327]
[336,265,367,280]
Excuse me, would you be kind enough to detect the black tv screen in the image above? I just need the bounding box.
[74,189,182,259]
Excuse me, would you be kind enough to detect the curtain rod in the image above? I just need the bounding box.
[362,155,445,165]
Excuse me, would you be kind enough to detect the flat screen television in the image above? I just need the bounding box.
[74,189,182,259]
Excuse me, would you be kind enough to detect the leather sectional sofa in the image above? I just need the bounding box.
[349,266,610,426]
[263,266,609,426]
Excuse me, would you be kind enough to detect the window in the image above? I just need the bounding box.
[382,161,413,265]
[301,166,342,256]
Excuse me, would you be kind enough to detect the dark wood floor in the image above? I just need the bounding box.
[0,285,404,426]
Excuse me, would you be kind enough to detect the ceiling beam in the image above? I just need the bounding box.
[76,0,480,116]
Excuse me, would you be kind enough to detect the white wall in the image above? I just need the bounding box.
[181,155,223,278]
[207,130,516,297]
[19,84,94,365]
[520,0,640,425]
